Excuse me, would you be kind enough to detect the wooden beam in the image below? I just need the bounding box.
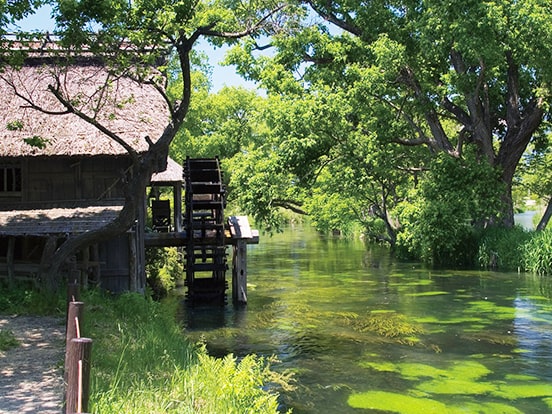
[6,237,15,287]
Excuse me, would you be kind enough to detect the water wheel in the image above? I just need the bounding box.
[183,157,228,305]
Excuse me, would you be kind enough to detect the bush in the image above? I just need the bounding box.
[522,229,552,275]
[477,225,531,270]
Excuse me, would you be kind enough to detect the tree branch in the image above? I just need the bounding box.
[196,4,288,39]
[399,66,455,154]
[0,74,71,115]
[306,0,362,36]
[273,199,308,215]
[47,83,140,161]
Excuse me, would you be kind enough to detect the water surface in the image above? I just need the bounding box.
[180,225,552,413]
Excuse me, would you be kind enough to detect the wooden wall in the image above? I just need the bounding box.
[0,155,145,293]
[21,156,130,203]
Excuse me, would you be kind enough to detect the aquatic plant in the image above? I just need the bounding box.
[354,354,552,413]
[493,383,552,400]
[406,291,449,297]
[345,311,424,340]
[348,390,448,413]
[477,225,529,270]
[522,228,552,275]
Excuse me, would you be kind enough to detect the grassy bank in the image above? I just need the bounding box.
[80,291,291,413]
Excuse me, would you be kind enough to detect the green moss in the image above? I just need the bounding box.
[450,401,522,413]
[512,348,531,354]
[504,374,539,381]
[406,291,449,297]
[468,301,515,320]
[404,279,434,286]
[396,363,446,380]
[417,378,496,395]
[451,361,492,380]
[493,383,552,400]
[348,391,448,413]
[359,361,400,373]
[543,397,552,409]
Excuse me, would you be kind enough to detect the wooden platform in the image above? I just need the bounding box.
[143,228,259,247]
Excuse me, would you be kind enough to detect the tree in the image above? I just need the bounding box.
[1,0,293,289]
[227,0,552,236]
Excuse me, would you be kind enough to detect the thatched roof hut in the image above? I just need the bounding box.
[0,43,177,291]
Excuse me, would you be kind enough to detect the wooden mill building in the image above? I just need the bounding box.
[0,42,172,293]
[0,42,258,302]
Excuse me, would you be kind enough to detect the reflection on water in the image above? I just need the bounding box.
[179,225,552,413]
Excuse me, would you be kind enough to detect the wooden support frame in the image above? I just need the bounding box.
[228,216,257,305]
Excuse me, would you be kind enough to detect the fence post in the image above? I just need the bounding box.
[66,301,84,344]
[65,300,85,413]
[65,337,92,414]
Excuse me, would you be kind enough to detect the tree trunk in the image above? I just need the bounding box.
[537,199,552,231]
[42,144,169,291]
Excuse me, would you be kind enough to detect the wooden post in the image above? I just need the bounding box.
[65,337,92,414]
[39,236,58,290]
[65,301,85,414]
[129,231,137,292]
[232,239,248,304]
[174,183,183,232]
[90,244,100,286]
[65,301,84,344]
[81,247,90,288]
[6,236,15,287]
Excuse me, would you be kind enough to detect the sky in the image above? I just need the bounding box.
[10,5,258,92]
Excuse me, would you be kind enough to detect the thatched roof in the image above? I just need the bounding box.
[151,157,183,184]
[0,48,169,157]
[0,204,123,236]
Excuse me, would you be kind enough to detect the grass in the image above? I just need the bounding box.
[0,329,19,351]
[522,228,552,275]
[80,290,291,413]
[0,283,291,413]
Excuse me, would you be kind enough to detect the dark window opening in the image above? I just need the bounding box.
[0,166,22,192]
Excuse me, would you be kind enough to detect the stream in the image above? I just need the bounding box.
[179,224,552,413]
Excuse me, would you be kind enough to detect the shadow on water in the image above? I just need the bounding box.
[177,225,552,414]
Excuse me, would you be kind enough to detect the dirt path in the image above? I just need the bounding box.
[0,315,65,414]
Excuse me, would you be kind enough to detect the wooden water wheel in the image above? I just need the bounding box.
[183,157,228,305]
